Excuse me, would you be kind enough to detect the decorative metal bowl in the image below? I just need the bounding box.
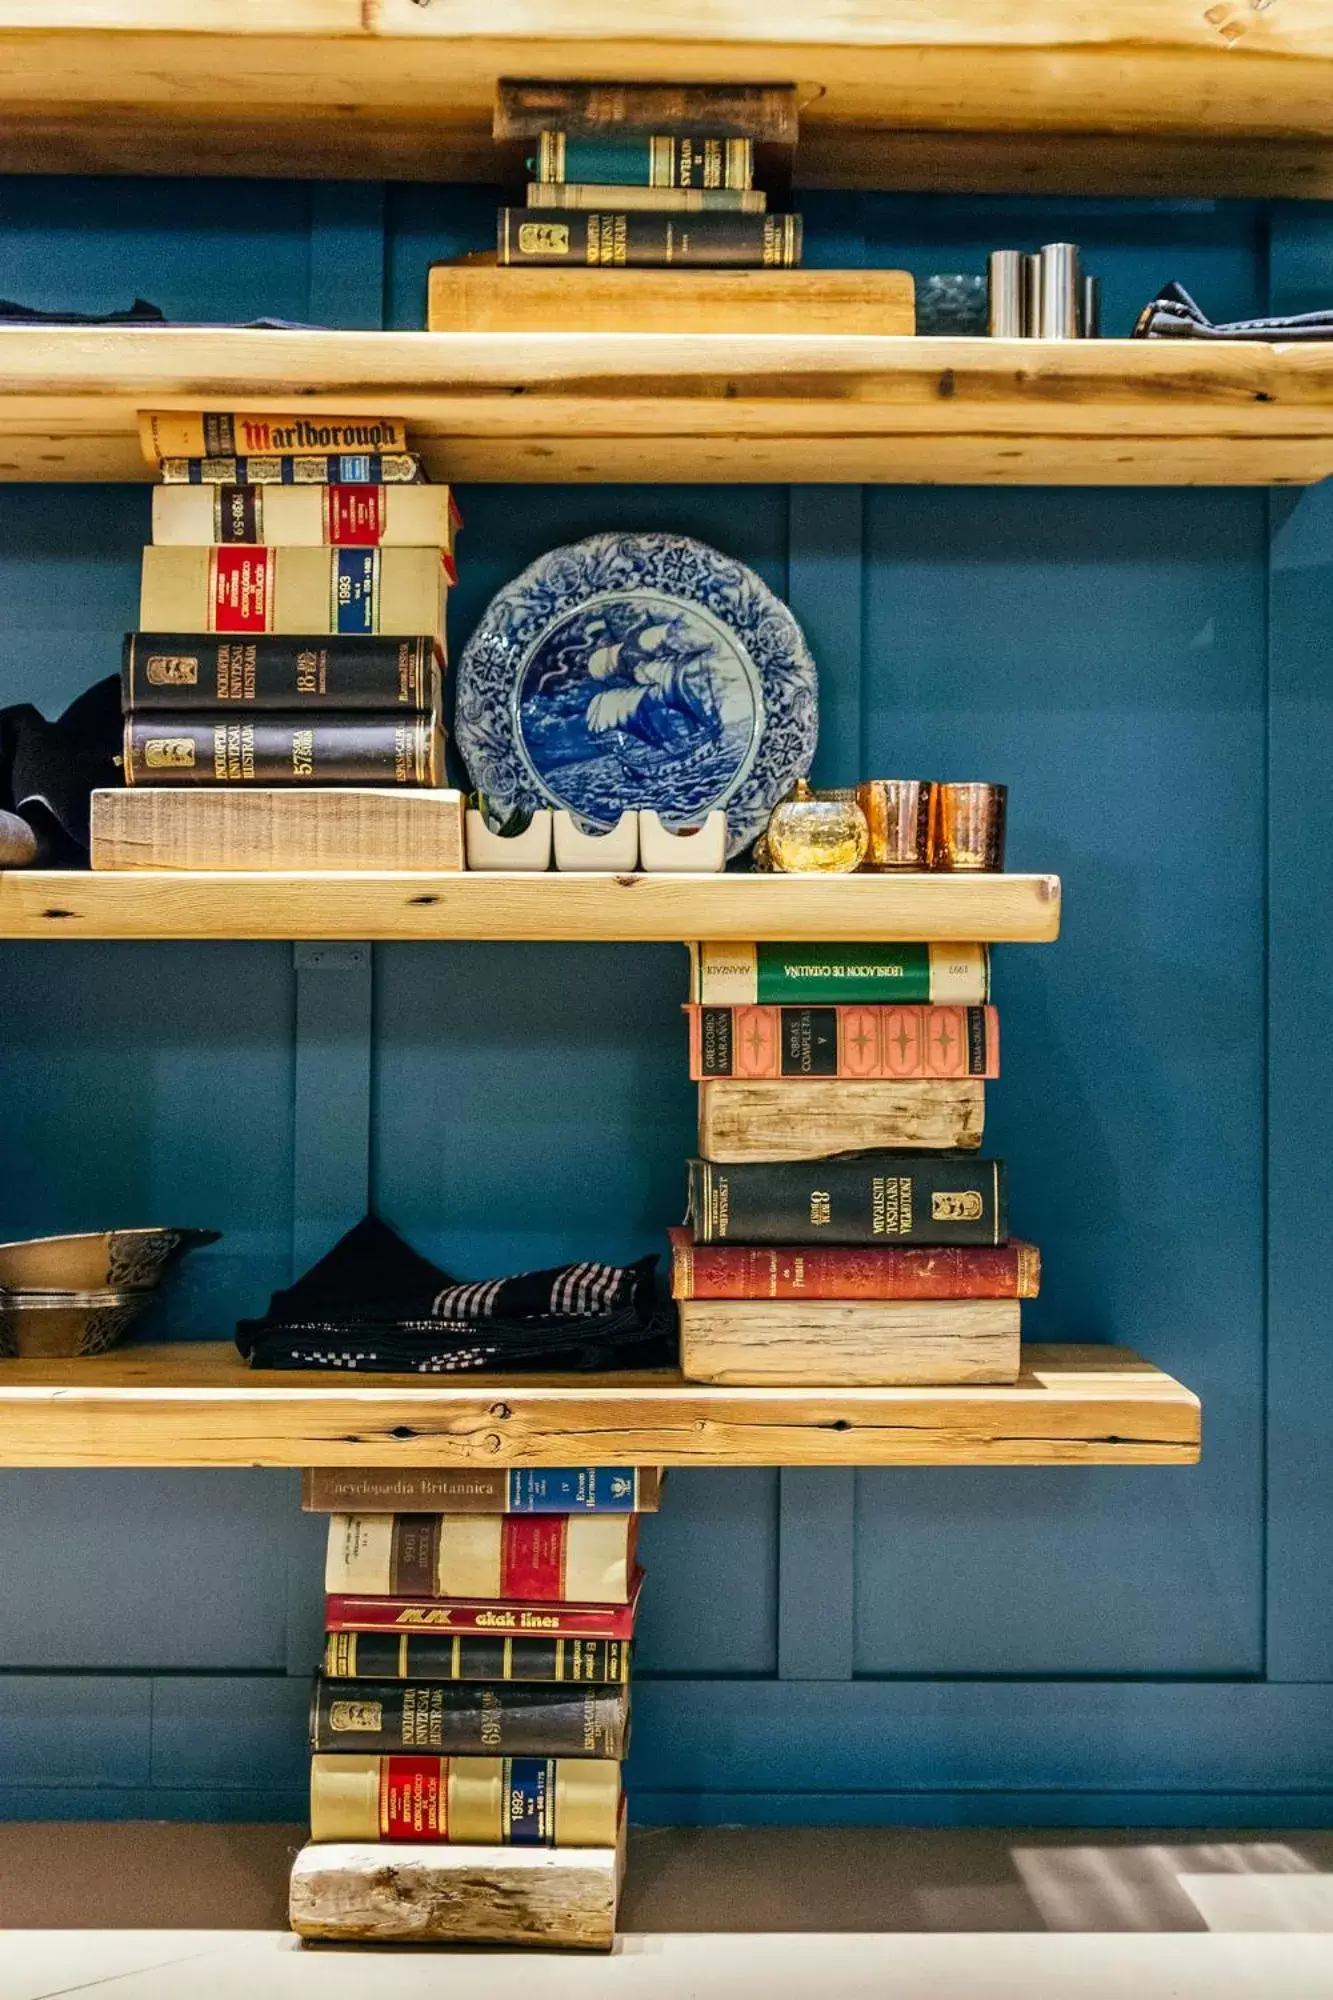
[0,1227,218,1294]
[0,1289,150,1359]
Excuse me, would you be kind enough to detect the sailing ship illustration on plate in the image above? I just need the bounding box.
[456,533,818,855]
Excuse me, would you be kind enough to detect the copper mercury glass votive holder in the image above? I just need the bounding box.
[932,782,1008,871]
[856,780,934,870]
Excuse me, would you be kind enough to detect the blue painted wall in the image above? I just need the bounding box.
[0,177,1328,1823]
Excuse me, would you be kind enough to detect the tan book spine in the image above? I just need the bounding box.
[679,1296,1022,1387]
[139,412,409,464]
[139,545,447,636]
[698,1078,985,1162]
[428,265,915,337]
[308,1755,621,1846]
[289,1827,625,1948]
[300,1466,662,1512]
[90,788,463,872]
[326,1514,636,1604]
[151,484,458,555]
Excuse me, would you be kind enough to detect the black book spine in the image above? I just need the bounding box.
[686,1154,1007,1246]
[122,634,437,714]
[122,713,440,786]
[324,1631,631,1684]
[310,1678,629,1757]
[499,208,801,268]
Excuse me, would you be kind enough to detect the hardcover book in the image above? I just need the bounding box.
[323,1631,631,1685]
[697,1078,985,1162]
[686,1154,1008,1247]
[139,546,448,638]
[140,412,409,464]
[689,942,991,1006]
[499,210,801,268]
[122,635,440,713]
[302,1467,662,1514]
[667,1226,1041,1302]
[530,134,755,188]
[159,453,424,485]
[678,1296,1022,1387]
[309,1752,621,1847]
[122,714,442,788]
[310,1677,630,1758]
[527,183,766,212]
[687,1004,999,1079]
[326,1513,636,1605]
[151,484,459,556]
[325,1574,643,1641]
[495,80,798,144]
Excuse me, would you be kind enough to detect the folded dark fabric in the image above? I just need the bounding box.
[0,674,122,863]
[1135,278,1333,342]
[0,298,321,330]
[236,1214,675,1374]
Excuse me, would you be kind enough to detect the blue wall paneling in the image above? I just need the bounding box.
[0,177,1328,1821]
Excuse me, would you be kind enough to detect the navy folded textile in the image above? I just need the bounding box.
[1135,279,1333,342]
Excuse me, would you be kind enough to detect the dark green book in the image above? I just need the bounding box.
[499,208,801,269]
[310,1678,629,1757]
[122,635,438,714]
[531,133,754,188]
[686,1153,1008,1247]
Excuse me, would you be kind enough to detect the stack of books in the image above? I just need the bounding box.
[672,940,1040,1386]
[91,411,464,872]
[494,81,803,270]
[289,1463,663,1951]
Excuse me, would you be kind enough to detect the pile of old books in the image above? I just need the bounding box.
[288,1463,662,1951]
[90,410,464,872]
[493,81,802,270]
[672,940,1039,1385]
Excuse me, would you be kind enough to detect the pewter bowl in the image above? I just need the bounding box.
[0,1227,219,1294]
[0,1289,150,1359]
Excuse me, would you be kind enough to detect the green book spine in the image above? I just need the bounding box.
[499,209,799,269]
[310,1677,629,1757]
[534,133,754,188]
[691,942,991,1005]
[686,1153,1008,1247]
[123,713,440,786]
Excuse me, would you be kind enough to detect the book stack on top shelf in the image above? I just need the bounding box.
[672,941,1040,1386]
[92,413,465,873]
[494,81,802,272]
[289,1464,664,1951]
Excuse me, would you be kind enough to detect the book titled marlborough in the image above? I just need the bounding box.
[325,1581,642,1641]
[139,546,448,638]
[326,1514,637,1604]
[690,942,990,1006]
[303,1466,662,1514]
[140,412,409,464]
[687,1004,998,1080]
[686,1154,1008,1247]
[309,1752,621,1846]
[123,635,439,714]
[324,1631,631,1685]
[310,1678,630,1758]
[668,1226,1040,1301]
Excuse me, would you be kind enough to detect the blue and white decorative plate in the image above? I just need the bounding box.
[455,533,818,857]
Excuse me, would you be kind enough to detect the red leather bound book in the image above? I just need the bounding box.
[326,1572,643,1641]
[668,1227,1039,1301]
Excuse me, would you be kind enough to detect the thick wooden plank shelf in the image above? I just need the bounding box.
[0,869,1061,944]
[0,1344,1200,1468]
[2,4,1332,198]
[2,330,1332,487]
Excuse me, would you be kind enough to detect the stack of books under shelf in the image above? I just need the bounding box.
[289,1464,663,1951]
[672,940,1040,1386]
[494,81,802,270]
[92,412,464,872]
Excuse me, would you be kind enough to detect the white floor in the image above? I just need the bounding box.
[4,1826,1333,1999]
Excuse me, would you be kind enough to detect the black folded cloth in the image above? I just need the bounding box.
[1135,278,1333,342]
[0,675,122,864]
[236,1215,677,1374]
[0,297,321,330]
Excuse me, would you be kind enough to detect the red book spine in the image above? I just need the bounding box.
[667,1227,1039,1300]
[326,1574,641,1641]
[685,1004,998,1080]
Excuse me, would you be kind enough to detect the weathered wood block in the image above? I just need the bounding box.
[289,1830,624,1949]
[90,787,464,872]
[698,1077,984,1162]
[428,264,916,335]
[679,1296,1022,1387]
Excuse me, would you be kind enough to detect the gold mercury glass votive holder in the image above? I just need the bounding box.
[856,780,934,870]
[932,782,1008,871]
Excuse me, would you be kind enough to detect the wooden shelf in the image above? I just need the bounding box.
[0,1343,1200,1468]
[0,869,1061,944]
[2,4,1332,198]
[2,330,1332,487]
